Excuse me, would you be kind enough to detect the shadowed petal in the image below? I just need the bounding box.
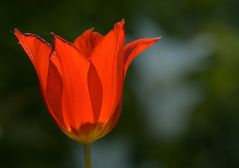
[124,37,160,77]
[14,28,52,90]
[73,29,103,57]
[45,54,66,130]
[91,19,125,124]
[53,34,93,130]
[97,101,122,139]
[87,62,103,122]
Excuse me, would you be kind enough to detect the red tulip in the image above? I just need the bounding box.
[15,20,160,144]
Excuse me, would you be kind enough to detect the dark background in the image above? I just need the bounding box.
[1,0,239,167]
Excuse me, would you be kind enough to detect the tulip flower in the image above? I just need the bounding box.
[15,19,159,168]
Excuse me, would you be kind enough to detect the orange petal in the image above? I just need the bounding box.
[45,55,66,130]
[73,29,103,57]
[91,19,125,124]
[87,62,103,122]
[52,34,93,130]
[14,28,52,90]
[97,101,122,139]
[124,37,160,77]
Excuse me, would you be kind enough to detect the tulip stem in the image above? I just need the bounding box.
[83,144,92,168]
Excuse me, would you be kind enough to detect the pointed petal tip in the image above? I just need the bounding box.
[83,28,94,34]
[52,32,87,56]
[14,29,52,47]
[150,36,161,42]
[50,32,58,39]
[14,28,20,35]
[14,28,23,45]
[14,28,24,39]
[51,32,65,43]
[51,32,64,47]
[149,36,161,43]
[51,32,66,41]
[114,19,125,27]
[112,19,126,36]
[155,36,161,41]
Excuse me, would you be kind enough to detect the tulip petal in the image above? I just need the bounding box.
[87,62,103,122]
[45,55,66,130]
[91,19,125,124]
[53,34,93,130]
[73,29,103,58]
[124,37,160,77]
[97,101,122,139]
[14,29,52,90]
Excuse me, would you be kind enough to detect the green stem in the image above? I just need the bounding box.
[83,144,91,168]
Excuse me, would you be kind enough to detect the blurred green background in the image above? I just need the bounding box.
[1,0,239,167]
